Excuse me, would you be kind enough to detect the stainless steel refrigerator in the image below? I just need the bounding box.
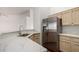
[42,17,62,52]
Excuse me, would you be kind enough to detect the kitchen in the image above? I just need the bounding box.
[0,7,79,52]
[1,0,79,59]
[0,7,48,52]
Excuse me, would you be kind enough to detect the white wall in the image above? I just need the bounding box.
[33,7,50,32]
[0,8,34,34]
[0,14,26,33]
[26,9,34,30]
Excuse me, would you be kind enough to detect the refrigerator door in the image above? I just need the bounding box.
[47,22,57,32]
[42,17,62,52]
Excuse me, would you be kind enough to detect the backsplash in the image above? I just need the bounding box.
[62,25,79,35]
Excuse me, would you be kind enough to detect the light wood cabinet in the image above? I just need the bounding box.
[29,33,40,44]
[62,8,79,25]
[60,36,71,52]
[60,40,65,51]
[65,41,71,52]
[72,7,79,25]
[71,37,79,43]
[60,35,79,52]
[60,40,71,52]
[48,12,62,19]
[71,42,79,52]
[71,37,79,52]
[61,10,72,25]
[48,7,79,25]
[55,13,62,19]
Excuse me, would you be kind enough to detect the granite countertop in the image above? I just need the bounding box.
[0,33,46,52]
[0,30,40,39]
[59,33,79,38]
[0,30,47,52]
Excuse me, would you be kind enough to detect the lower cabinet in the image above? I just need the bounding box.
[65,41,71,52]
[60,35,79,52]
[71,42,79,52]
[60,36,71,52]
[29,33,40,44]
[60,41,66,51]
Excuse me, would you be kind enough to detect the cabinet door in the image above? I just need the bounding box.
[60,40,71,52]
[29,33,40,44]
[33,33,40,44]
[62,10,72,25]
[71,42,79,52]
[60,36,71,52]
[64,41,71,52]
[71,37,79,52]
[60,40,66,51]
[47,32,58,42]
[72,8,79,25]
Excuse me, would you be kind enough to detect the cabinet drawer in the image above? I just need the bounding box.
[60,36,71,42]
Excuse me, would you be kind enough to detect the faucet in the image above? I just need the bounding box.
[19,25,23,36]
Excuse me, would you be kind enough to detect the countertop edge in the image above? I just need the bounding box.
[59,33,79,38]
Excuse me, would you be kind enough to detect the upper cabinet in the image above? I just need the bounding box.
[72,8,79,25]
[48,7,79,26]
[56,12,62,19]
[48,12,62,19]
[61,9,72,25]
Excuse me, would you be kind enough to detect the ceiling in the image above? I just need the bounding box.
[0,7,31,14]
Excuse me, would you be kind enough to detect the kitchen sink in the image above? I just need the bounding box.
[18,33,29,37]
